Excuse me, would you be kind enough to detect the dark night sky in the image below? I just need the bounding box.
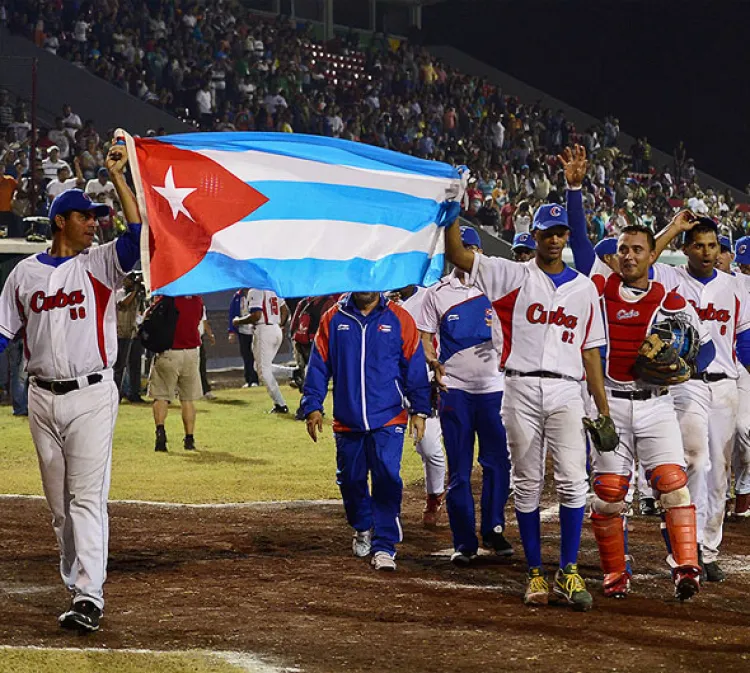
[422,0,750,189]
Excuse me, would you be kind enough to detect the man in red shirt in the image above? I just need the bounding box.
[148,295,205,451]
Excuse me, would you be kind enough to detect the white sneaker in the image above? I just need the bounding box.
[371,551,396,571]
[241,383,250,389]
[352,530,372,557]
[203,392,216,400]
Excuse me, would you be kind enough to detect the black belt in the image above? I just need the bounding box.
[611,388,668,401]
[506,369,563,379]
[35,373,103,395]
[690,372,728,383]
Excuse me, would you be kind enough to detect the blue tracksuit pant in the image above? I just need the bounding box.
[439,388,511,555]
[334,425,405,556]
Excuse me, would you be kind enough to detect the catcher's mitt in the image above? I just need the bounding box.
[633,333,692,385]
[583,415,619,453]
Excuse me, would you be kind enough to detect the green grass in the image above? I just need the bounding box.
[0,387,426,503]
[0,649,260,672]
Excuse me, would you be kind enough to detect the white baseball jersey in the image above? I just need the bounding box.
[248,289,285,326]
[0,246,125,380]
[237,290,254,336]
[418,271,503,394]
[470,254,606,380]
[652,263,750,378]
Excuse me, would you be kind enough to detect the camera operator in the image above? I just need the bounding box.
[114,271,146,403]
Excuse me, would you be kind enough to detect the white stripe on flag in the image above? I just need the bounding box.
[209,220,445,262]
[196,149,462,202]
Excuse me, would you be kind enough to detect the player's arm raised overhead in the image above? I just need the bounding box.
[653,209,700,259]
[445,217,476,272]
[559,144,596,275]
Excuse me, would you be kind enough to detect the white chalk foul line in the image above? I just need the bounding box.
[0,646,302,673]
[0,494,340,509]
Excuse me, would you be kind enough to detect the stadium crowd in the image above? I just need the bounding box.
[1,0,749,247]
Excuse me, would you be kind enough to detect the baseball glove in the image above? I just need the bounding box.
[633,333,692,385]
[583,415,619,453]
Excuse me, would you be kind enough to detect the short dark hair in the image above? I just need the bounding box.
[683,219,718,246]
[620,225,656,251]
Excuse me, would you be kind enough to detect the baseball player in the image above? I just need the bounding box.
[301,292,430,571]
[564,145,750,583]
[511,232,536,262]
[391,285,447,528]
[562,147,712,599]
[228,289,259,388]
[716,234,734,273]
[417,228,512,560]
[651,220,750,581]
[0,139,140,632]
[445,208,612,612]
[728,237,750,517]
[233,288,289,413]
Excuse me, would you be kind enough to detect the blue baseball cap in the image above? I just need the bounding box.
[511,232,536,251]
[49,189,109,223]
[594,237,619,259]
[735,236,750,265]
[531,203,569,231]
[460,226,481,248]
[718,234,732,252]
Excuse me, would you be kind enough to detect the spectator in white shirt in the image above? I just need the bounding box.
[48,118,71,159]
[42,146,69,181]
[264,90,287,116]
[85,168,116,209]
[61,104,82,143]
[74,19,89,43]
[46,160,84,204]
[196,83,213,128]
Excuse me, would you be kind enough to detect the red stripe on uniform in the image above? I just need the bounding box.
[87,272,112,368]
[261,292,269,325]
[734,295,740,362]
[314,305,339,364]
[492,288,520,368]
[390,301,420,358]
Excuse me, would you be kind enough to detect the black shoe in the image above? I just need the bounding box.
[155,427,167,452]
[698,547,707,583]
[704,561,726,582]
[269,405,289,414]
[450,550,477,566]
[184,435,196,451]
[291,368,306,390]
[59,599,101,633]
[482,528,514,557]
[639,497,658,516]
[294,407,306,421]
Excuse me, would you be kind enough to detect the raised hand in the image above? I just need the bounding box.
[558,144,588,189]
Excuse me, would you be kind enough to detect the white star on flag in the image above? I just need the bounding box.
[153,166,197,221]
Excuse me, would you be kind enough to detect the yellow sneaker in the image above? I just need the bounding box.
[523,567,549,606]
[553,563,593,612]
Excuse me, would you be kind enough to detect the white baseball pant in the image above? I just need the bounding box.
[672,378,738,564]
[733,367,750,496]
[415,416,445,495]
[591,392,686,476]
[252,324,286,407]
[501,377,588,512]
[28,372,119,610]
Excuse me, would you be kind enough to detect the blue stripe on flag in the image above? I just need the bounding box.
[157,132,461,179]
[154,251,445,298]
[245,182,441,231]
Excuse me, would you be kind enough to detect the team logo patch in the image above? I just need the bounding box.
[740,244,747,255]
[378,324,392,332]
[447,314,459,321]
[395,426,404,434]
[616,309,639,320]
[549,205,563,218]
[337,324,350,331]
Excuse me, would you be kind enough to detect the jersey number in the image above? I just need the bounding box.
[70,307,86,320]
[561,330,575,344]
[270,297,279,315]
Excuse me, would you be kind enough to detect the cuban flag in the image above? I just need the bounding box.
[126,132,466,297]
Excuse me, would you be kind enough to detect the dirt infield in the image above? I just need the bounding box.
[2,487,750,673]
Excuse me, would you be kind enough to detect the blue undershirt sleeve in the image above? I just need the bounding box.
[695,339,716,372]
[566,188,596,275]
[115,223,142,272]
[735,331,750,368]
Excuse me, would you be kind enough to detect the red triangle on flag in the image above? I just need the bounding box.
[134,140,269,290]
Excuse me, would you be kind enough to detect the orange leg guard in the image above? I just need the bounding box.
[665,504,700,568]
[590,512,627,575]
